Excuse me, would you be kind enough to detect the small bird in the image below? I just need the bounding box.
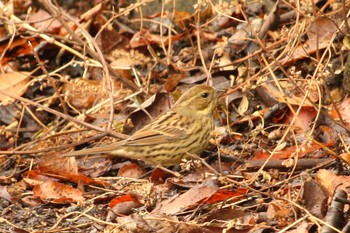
[65,85,220,166]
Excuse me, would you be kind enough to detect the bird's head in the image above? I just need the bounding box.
[174,85,219,116]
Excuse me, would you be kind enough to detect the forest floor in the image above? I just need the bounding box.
[0,0,350,232]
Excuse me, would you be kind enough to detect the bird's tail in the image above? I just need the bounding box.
[63,144,121,157]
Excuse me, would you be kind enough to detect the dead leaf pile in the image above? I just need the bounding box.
[0,0,350,232]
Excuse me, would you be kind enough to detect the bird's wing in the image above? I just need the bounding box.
[123,125,189,146]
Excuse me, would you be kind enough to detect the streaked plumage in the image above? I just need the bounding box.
[65,85,219,166]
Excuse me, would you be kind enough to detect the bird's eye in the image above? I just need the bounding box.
[201,92,209,98]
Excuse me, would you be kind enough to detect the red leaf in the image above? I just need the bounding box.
[205,188,248,204]
[109,194,140,208]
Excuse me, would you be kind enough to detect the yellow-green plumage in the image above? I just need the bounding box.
[65,85,219,166]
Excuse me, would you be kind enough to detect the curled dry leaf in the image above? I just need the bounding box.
[107,194,142,219]
[109,49,151,70]
[237,94,249,115]
[117,163,146,178]
[62,78,108,111]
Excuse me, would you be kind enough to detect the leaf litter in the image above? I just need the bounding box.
[0,0,350,232]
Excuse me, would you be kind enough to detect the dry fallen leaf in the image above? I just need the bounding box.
[330,97,350,126]
[129,29,184,48]
[33,180,85,204]
[0,72,30,104]
[153,184,219,215]
[266,200,293,219]
[109,49,151,70]
[339,153,350,165]
[62,78,103,111]
[117,163,146,178]
[29,9,62,34]
[107,194,143,220]
[281,17,340,64]
[315,169,350,196]
[38,155,78,175]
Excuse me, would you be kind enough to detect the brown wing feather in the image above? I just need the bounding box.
[123,125,188,146]
[122,110,191,146]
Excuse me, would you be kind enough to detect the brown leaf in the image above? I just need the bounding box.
[124,92,171,134]
[281,17,340,65]
[60,173,108,186]
[116,213,194,232]
[0,72,30,104]
[78,158,112,178]
[340,152,350,165]
[252,141,329,160]
[266,200,292,219]
[33,181,84,204]
[0,37,41,65]
[23,171,61,183]
[252,125,334,160]
[0,185,13,202]
[109,49,150,70]
[303,177,328,218]
[174,11,193,30]
[165,73,187,92]
[153,184,219,215]
[21,196,44,207]
[117,163,146,178]
[107,194,142,217]
[150,167,173,184]
[330,97,350,126]
[38,155,78,175]
[29,9,62,34]
[62,78,102,111]
[129,29,184,48]
[282,106,318,132]
[315,169,350,196]
[30,156,108,186]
